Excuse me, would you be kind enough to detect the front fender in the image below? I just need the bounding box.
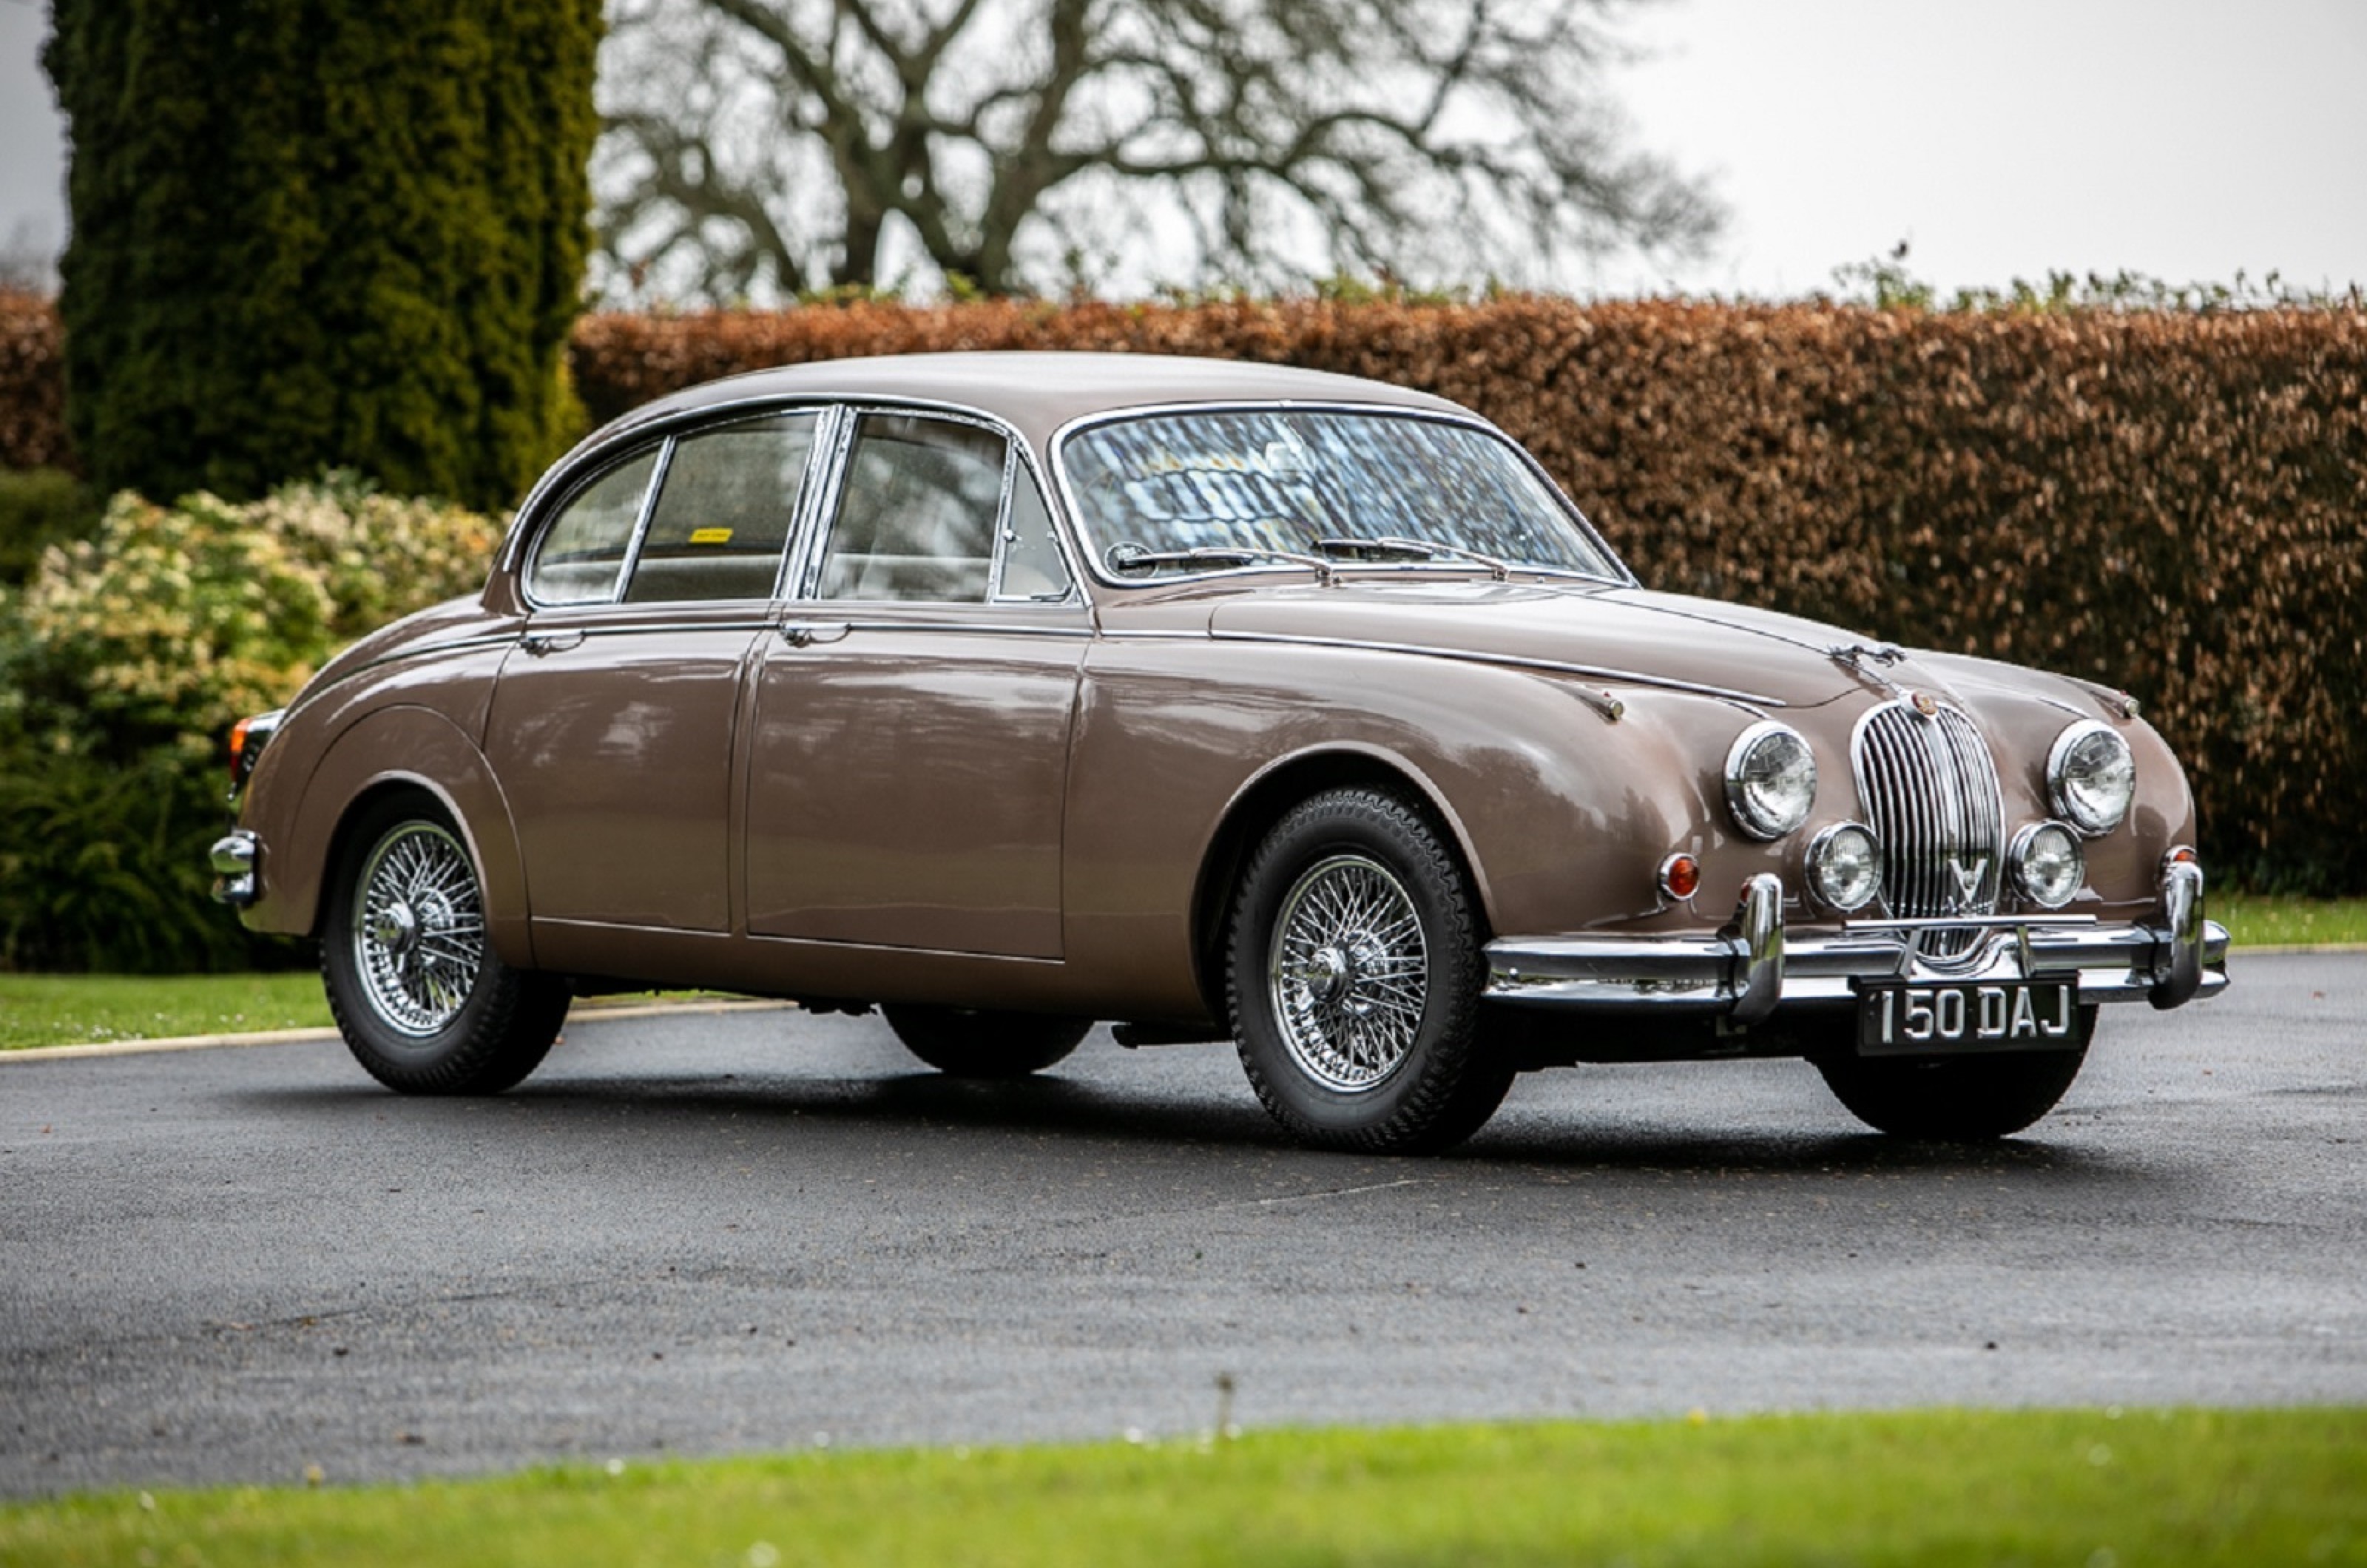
[243,705,533,969]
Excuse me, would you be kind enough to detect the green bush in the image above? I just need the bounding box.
[42,0,602,510]
[0,467,102,585]
[0,477,499,972]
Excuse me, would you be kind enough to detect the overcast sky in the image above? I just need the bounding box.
[4,0,2362,299]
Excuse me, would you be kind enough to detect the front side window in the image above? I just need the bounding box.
[526,448,659,605]
[624,415,819,604]
[817,414,1007,603]
[1059,409,1621,581]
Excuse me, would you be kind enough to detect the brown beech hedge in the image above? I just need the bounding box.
[9,292,2365,891]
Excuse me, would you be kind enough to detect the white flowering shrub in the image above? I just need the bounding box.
[0,476,501,970]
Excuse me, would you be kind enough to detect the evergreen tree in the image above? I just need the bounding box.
[46,0,602,509]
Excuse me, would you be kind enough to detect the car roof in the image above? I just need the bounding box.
[592,350,1470,450]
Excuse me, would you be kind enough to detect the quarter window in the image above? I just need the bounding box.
[996,469,1073,601]
[526,448,658,606]
[625,415,818,604]
[817,414,1006,603]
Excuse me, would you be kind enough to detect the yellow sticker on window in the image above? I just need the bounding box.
[688,527,734,546]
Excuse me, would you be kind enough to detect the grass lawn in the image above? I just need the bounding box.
[2211,893,2367,949]
[0,973,751,1050]
[2,1409,2361,1567]
[1,895,2358,1051]
[0,970,332,1048]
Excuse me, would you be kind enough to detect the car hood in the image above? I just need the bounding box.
[1203,580,1939,707]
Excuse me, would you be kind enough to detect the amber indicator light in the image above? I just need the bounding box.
[1660,853,1701,901]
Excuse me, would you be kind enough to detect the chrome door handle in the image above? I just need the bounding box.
[777,621,851,648]
[520,630,585,656]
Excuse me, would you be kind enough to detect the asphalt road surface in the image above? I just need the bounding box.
[4,953,2362,1498]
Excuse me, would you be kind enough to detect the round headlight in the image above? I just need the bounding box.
[1808,822,1883,913]
[2049,720,2135,836]
[2012,821,2086,908]
[1725,722,1817,841]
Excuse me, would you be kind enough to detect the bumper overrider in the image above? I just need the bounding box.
[211,828,260,907]
[1487,860,2226,1020]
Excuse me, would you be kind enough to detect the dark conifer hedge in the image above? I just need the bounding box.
[44,0,601,510]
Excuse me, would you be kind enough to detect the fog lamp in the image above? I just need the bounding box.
[1808,822,1882,913]
[2012,821,2086,909]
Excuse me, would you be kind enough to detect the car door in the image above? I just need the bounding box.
[486,411,822,936]
[743,408,1087,959]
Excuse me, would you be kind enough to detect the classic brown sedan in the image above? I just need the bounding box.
[212,353,2226,1150]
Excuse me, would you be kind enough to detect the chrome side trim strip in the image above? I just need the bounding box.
[1206,628,1777,708]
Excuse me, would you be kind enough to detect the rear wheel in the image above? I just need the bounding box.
[322,794,570,1095]
[883,1005,1090,1078]
[1227,787,1513,1153]
[1814,1007,2096,1138]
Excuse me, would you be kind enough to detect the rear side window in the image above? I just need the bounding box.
[527,449,658,606]
[625,415,819,604]
[817,414,1006,603]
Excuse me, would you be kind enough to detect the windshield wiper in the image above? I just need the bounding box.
[1311,535,1512,581]
[1104,541,1337,584]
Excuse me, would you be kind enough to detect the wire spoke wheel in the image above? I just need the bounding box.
[351,821,486,1038]
[1266,853,1429,1093]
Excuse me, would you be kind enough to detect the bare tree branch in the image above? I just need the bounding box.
[591,0,1722,302]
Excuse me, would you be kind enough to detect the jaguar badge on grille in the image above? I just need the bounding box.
[1946,854,1989,910]
[1911,691,1940,718]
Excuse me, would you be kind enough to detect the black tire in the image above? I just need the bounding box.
[883,1005,1090,1078]
[1814,1007,2097,1139]
[321,792,570,1095]
[1226,786,1514,1153]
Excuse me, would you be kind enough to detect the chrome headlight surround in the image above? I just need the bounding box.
[1806,822,1883,913]
[1724,720,1818,842]
[2048,720,2135,837]
[2010,820,2086,909]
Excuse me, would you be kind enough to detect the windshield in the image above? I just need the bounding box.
[1059,409,1623,582]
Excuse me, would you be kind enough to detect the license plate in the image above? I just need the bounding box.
[1856,979,2080,1054]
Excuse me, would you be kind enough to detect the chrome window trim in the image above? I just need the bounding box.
[610,434,678,602]
[1047,401,1637,593]
[519,442,667,612]
[793,403,1085,611]
[988,453,1079,606]
[520,408,834,614]
[504,391,1095,612]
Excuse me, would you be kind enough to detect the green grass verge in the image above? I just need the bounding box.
[1,895,2357,1052]
[0,970,332,1048]
[3,1410,2360,1567]
[2212,894,2367,949]
[0,975,755,1050]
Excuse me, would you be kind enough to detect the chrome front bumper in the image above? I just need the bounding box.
[1487,862,2226,1020]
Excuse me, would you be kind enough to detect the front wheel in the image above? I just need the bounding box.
[1227,787,1513,1153]
[883,1005,1090,1078]
[322,794,570,1095]
[1814,1007,2097,1139]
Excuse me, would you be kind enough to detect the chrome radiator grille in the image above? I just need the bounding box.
[1850,700,2005,938]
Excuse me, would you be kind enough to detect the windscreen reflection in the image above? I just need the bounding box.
[1061,410,1619,580]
